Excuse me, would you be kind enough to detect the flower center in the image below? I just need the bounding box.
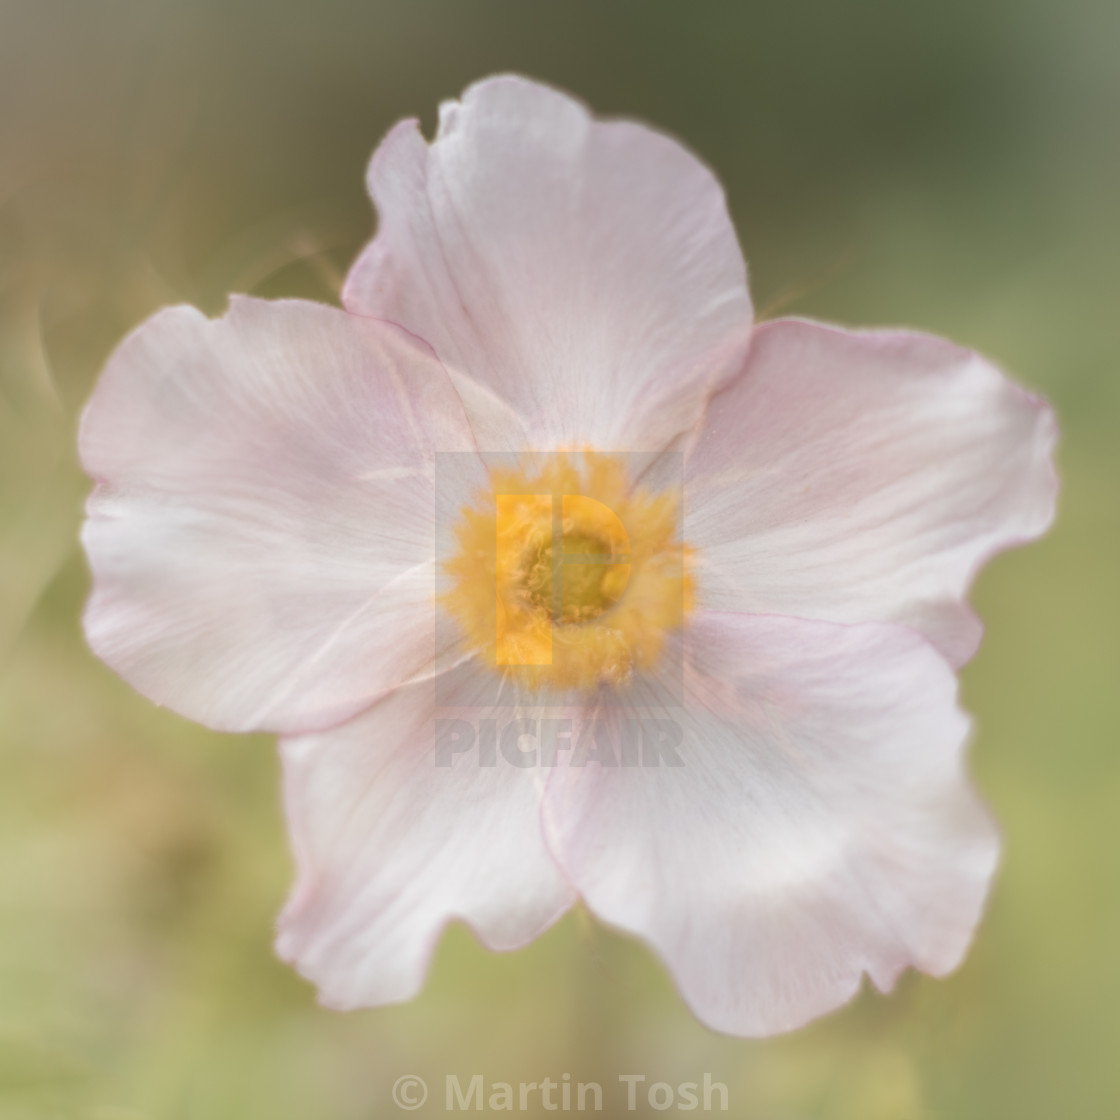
[442,452,694,692]
[526,530,622,621]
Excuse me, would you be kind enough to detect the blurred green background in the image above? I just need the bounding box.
[2,1,1118,1117]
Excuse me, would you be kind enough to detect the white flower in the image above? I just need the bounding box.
[80,76,1057,1036]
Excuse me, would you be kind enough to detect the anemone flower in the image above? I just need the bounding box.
[80,75,1057,1036]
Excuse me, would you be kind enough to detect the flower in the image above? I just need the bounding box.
[79,75,1057,1037]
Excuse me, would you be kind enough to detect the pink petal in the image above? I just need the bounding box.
[543,612,999,1037]
[80,296,480,734]
[276,663,576,1007]
[343,75,752,452]
[684,318,1058,665]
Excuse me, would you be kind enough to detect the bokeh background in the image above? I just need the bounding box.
[2,1,1118,1117]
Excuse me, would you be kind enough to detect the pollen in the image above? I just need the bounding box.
[441,452,695,692]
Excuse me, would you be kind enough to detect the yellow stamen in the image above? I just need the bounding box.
[441,452,695,692]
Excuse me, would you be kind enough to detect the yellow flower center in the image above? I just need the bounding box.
[442,452,694,692]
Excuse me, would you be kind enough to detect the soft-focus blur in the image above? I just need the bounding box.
[1,1,1117,1117]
